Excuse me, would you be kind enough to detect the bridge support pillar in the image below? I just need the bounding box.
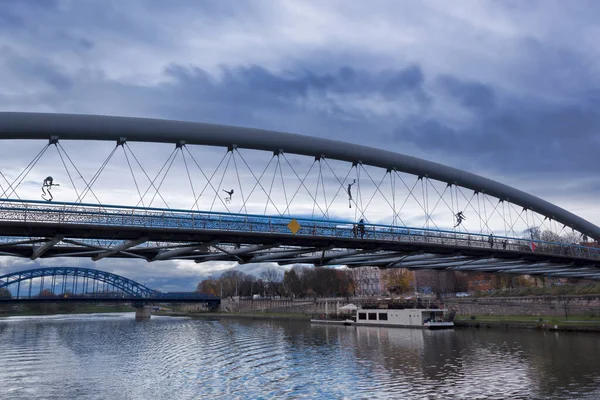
[135,305,152,320]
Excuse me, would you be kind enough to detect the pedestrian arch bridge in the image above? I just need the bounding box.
[0,112,598,279]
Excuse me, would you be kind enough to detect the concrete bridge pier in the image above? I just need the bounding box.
[135,305,152,320]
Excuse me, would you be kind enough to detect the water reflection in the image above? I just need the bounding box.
[0,314,599,399]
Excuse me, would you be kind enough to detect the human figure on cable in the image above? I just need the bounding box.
[347,179,356,208]
[223,189,234,204]
[358,218,366,239]
[454,211,466,228]
[41,176,59,202]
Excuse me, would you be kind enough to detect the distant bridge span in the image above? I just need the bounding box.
[0,112,598,279]
[0,267,220,306]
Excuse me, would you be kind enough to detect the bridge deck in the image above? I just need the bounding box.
[0,296,220,304]
[0,199,598,278]
[0,199,597,260]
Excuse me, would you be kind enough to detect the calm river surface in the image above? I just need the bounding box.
[1,313,600,399]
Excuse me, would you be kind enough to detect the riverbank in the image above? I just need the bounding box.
[158,311,312,321]
[454,315,600,333]
[161,311,600,333]
[0,305,134,317]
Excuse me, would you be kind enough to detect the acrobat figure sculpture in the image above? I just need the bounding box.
[223,189,234,204]
[454,211,466,228]
[41,176,59,202]
[347,179,356,208]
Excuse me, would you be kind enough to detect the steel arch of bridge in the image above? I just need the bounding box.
[1,112,599,241]
[0,267,158,298]
[0,112,598,279]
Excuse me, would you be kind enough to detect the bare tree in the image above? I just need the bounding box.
[261,268,283,296]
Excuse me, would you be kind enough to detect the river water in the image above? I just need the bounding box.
[1,313,599,399]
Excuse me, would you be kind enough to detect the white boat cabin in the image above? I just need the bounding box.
[354,308,453,329]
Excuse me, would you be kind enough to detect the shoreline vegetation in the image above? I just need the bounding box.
[453,315,600,333]
[153,311,600,333]
[470,282,600,297]
[2,304,600,333]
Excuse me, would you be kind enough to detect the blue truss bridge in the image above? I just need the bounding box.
[0,112,598,279]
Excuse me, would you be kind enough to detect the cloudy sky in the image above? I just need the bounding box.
[1,0,599,291]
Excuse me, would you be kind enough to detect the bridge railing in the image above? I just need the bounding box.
[0,199,598,261]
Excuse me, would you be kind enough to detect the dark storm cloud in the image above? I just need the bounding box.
[437,75,495,112]
[395,83,600,177]
[2,48,73,90]
[164,64,428,104]
[145,64,429,144]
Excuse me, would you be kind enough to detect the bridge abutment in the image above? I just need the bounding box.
[135,305,152,320]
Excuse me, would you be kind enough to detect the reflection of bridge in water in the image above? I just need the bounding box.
[0,267,220,319]
[0,112,599,278]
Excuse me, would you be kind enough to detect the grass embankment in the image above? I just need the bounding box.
[474,282,600,297]
[0,305,134,317]
[157,311,311,320]
[455,315,600,325]
[454,314,600,332]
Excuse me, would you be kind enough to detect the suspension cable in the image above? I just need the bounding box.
[422,180,452,230]
[180,148,198,211]
[506,202,529,235]
[55,144,81,201]
[425,178,430,230]
[277,155,290,217]
[420,178,426,229]
[127,143,173,209]
[148,147,179,208]
[76,145,118,203]
[236,149,282,215]
[481,195,508,235]
[210,151,233,212]
[186,147,230,211]
[57,143,103,205]
[321,159,357,216]
[395,172,426,222]
[455,186,495,233]
[360,166,390,221]
[281,154,326,217]
[1,143,49,199]
[507,200,515,236]
[476,193,483,233]
[357,164,363,220]
[319,160,328,220]
[312,161,322,219]
[502,201,508,237]
[232,150,248,215]
[391,171,396,226]
[482,193,489,233]
[236,154,275,215]
[354,165,358,222]
[525,209,532,237]
[0,172,10,199]
[530,210,554,237]
[265,154,280,216]
[122,146,145,207]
